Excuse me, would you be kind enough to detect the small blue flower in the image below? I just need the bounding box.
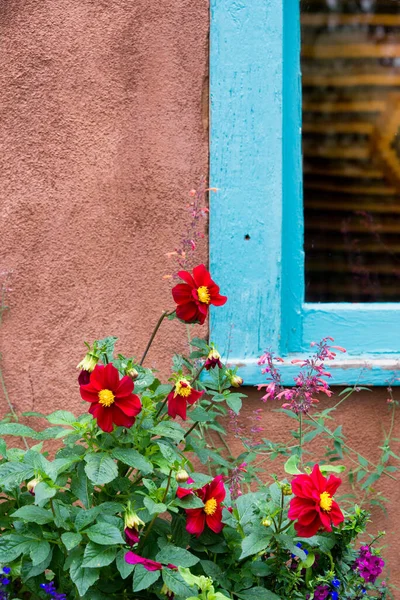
[1,579,10,586]
[331,579,341,588]
[1,568,10,575]
[361,590,367,595]
[330,592,339,600]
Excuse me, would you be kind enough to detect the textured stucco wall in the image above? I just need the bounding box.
[0,0,209,419]
[0,0,399,592]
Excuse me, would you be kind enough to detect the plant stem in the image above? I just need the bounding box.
[298,413,303,467]
[0,364,29,450]
[139,310,171,366]
[308,414,397,481]
[138,470,173,549]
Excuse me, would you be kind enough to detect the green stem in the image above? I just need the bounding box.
[308,414,397,481]
[140,311,171,366]
[298,413,303,467]
[0,364,29,450]
[138,470,173,549]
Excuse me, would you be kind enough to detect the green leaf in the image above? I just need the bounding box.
[236,587,281,600]
[284,455,302,475]
[156,545,199,568]
[30,540,51,566]
[151,422,186,442]
[11,506,53,525]
[71,463,93,509]
[97,336,118,362]
[143,497,167,515]
[0,535,32,562]
[133,564,160,592]
[162,568,194,598]
[46,410,77,425]
[82,542,116,568]
[61,532,82,551]
[226,395,242,414]
[84,522,124,545]
[319,464,346,474]
[235,492,264,526]
[116,549,135,579]
[111,448,153,475]
[0,423,41,439]
[240,530,272,560]
[34,482,57,506]
[84,453,118,485]
[0,462,34,489]
[297,535,335,553]
[0,437,6,458]
[70,559,100,597]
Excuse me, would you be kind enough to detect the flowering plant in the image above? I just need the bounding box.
[0,265,391,599]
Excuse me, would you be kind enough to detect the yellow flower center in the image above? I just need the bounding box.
[197,286,211,304]
[174,380,192,397]
[320,491,333,512]
[204,498,217,516]
[98,389,115,407]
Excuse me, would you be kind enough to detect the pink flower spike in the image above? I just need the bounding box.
[332,345,346,353]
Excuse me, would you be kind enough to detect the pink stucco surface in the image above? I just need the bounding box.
[0,0,209,418]
[0,0,399,592]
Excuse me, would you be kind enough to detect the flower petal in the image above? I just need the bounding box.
[310,464,328,494]
[168,393,187,420]
[116,376,134,397]
[187,389,204,406]
[90,365,106,391]
[206,506,224,534]
[294,515,321,538]
[172,283,193,304]
[80,386,100,403]
[124,552,162,571]
[115,394,142,417]
[325,474,342,498]
[103,363,120,391]
[185,508,206,537]
[177,270,195,287]
[192,264,212,287]
[94,406,114,432]
[176,302,200,324]
[111,405,136,428]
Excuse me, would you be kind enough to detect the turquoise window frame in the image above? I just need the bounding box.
[209,0,400,386]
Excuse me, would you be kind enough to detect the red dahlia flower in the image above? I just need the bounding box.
[124,552,177,571]
[80,363,142,432]
[167,378,204,420]
[204,347,223,370]
[177,474,226,537]
[172,264,227,325]
[288,464,344,537]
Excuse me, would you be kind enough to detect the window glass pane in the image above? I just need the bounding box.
[301,0,400,302]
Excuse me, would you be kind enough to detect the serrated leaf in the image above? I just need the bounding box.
[151,422,186,442]
[240,530,272,559]
[319,464,346,474]
[11,506,53,525]
[0,462,34,490]
[162,568,194,598]
[226,395,242,415]
[84,522,124,545]
[34,482,57,506]
[116,549,135,579]
[0,423,40,439]
[236,587,281,600]
[82,542,116,568]
[0,535,32,562]
[61,532,82,551]
[71,462,93,509]
[111,448,153,475]
[84,453,118,485]
[70,560,100,596]
[156,545,199,568]
[46,410,77,425]
[133,564,160,591]
[30,540,51,566]
[143,497,167,515]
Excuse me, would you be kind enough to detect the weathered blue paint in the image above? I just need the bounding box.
[209,0,400,386]
[209,0,283,360]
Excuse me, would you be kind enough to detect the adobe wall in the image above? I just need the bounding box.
[0,0,398,590]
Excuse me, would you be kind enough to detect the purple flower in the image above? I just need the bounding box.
[314,585,330,600]
[354,545,385,584]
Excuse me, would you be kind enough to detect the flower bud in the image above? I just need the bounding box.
[77,352,98,373]
[27,477,41,495]
[262,517,272,527]
[230,374,243,388]
[161,583,174,598]
[175,469,190,483]
[124,509,145,531]
[126,367,139,381]
[204,347,222,371]
[282,484,292,496]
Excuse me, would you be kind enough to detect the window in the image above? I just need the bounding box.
[209,0,400,385]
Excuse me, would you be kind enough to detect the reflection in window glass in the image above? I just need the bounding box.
[301,0,400,302]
